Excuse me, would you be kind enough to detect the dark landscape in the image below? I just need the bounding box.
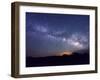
[26,51,89,67]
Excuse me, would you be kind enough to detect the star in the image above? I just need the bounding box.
[62,38,67,42]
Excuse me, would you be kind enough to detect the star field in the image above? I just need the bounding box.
[26,12,89,57]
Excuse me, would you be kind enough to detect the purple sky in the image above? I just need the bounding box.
[26,12,89,57]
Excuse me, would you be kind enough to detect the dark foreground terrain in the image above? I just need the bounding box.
[26,52,89,67]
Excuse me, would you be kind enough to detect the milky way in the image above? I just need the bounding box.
[26,12,89,57]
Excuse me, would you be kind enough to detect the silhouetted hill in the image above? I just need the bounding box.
[26,52,89,67]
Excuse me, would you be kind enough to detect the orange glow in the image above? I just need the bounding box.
[56,51,73,56]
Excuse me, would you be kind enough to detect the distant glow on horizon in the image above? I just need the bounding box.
[57,51,73,56]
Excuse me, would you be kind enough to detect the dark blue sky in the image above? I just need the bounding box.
[26,12,89,57]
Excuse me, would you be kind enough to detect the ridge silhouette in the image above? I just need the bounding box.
[26,50,89,67]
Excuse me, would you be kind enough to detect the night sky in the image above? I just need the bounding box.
[26,12,89,57]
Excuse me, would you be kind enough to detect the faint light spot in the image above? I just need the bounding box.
[62,38,66,42]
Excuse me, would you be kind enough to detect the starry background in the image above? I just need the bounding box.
[26,12,89,57]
